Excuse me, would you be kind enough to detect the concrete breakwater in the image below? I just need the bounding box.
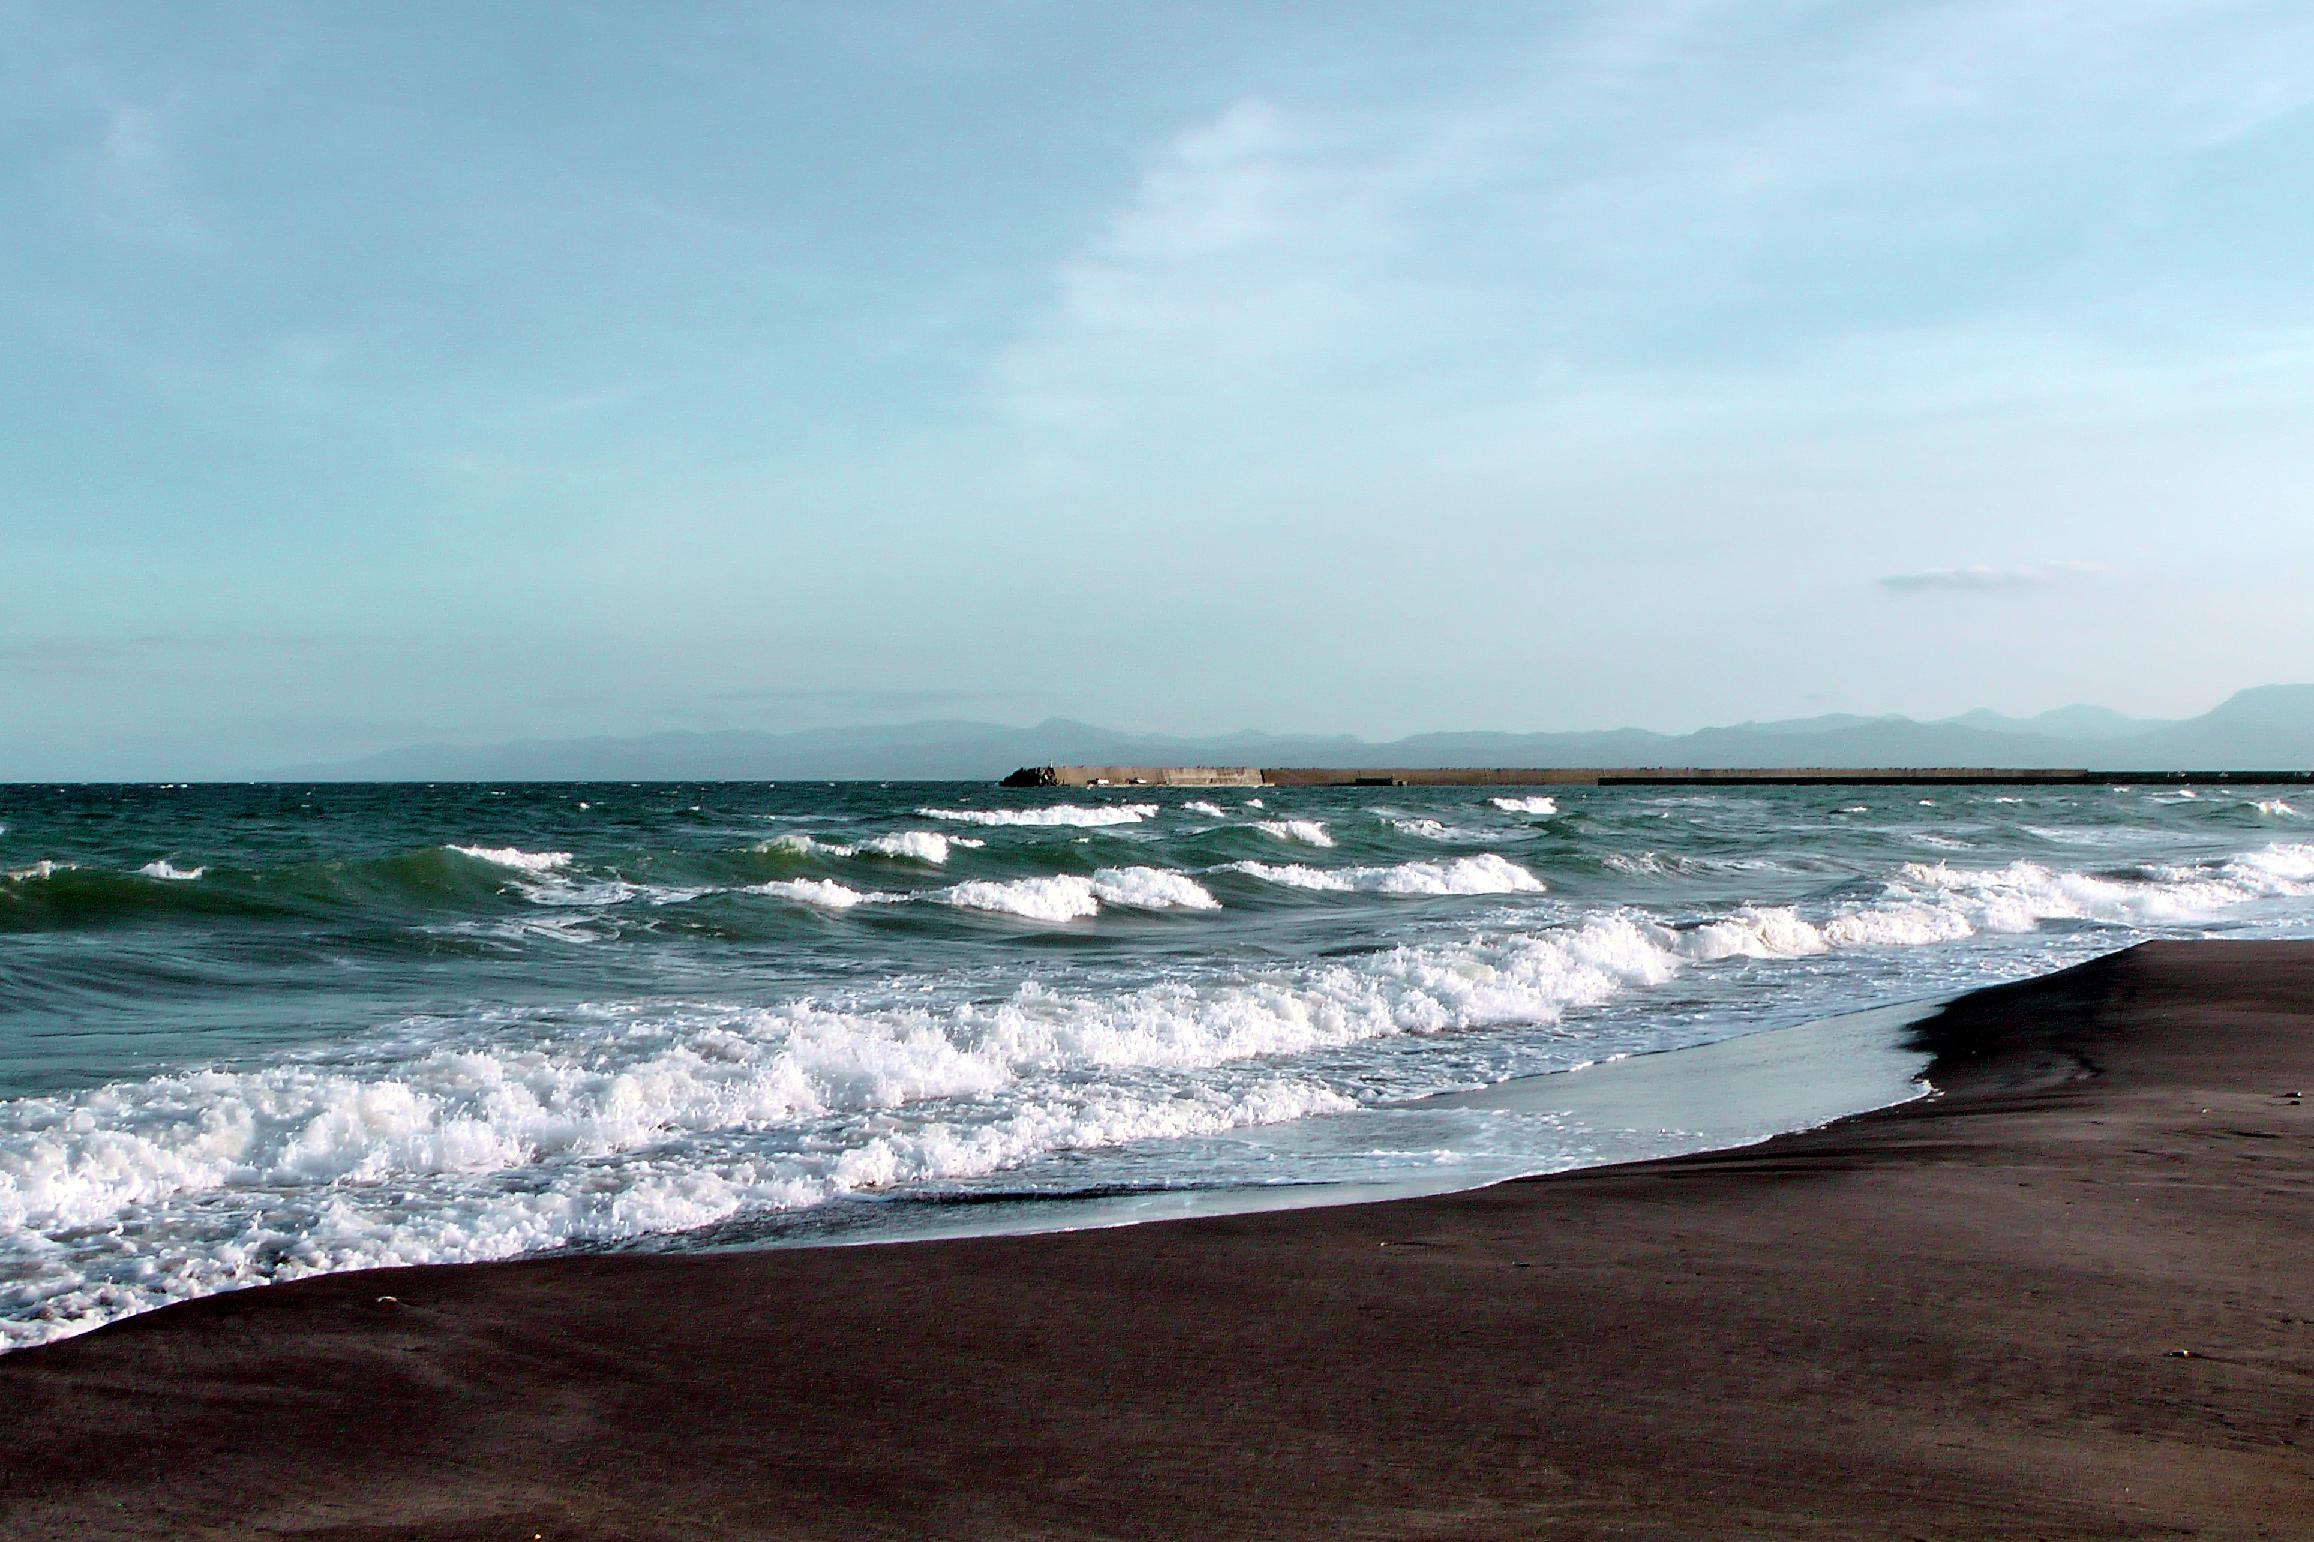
[1002,765,2314,789]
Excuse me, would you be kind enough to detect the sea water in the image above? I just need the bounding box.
[2,780,2310,1347]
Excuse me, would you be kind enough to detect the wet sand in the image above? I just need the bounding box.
[1,939,2308,1539]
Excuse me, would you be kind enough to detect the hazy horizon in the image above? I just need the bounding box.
[0,678,2299,782]
[8,2,2314,776]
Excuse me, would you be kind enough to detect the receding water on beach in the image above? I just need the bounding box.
[4,779,2312,1347]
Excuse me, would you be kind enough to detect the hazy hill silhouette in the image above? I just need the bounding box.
[269,686,2314,781]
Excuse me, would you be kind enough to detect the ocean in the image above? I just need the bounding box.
[3,779,2310,1349]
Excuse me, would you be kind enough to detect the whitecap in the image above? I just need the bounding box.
[1252,819,1334,848]
[4,861,74,882]
[1228,853,1544,896]
[760,832,851,857]
[936,865,1222,921]
[939,875,1103,921]
[1387,816,1477,841]
[750,879,903,910]
[860,831,973,864]
[448,845,574,874]
[1088,866,1221,911]
[919,804,1159,828]
[136,860,206,881]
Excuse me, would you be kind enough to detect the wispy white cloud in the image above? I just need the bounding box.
[986,98,1395,432]
[69,96,217,251]
[1878,561,2108,595]
[986,0,2314,455]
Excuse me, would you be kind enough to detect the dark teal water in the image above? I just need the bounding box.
[3,779,2309,1347]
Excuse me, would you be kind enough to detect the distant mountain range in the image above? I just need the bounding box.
[268,685,2314,782]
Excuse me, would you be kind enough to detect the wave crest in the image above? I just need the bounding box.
[1253,819,1333,848]
[938,867,1221,920]
[919,804,1158,828]
[1229,853,1545,896]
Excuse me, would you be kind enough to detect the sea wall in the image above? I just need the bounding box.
[1001,765,1265,789]
[1004,765,2314,788]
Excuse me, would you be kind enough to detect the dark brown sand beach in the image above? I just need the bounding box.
[1,939,2307,1540]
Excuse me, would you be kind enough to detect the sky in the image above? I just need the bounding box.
[4,0,2314,776]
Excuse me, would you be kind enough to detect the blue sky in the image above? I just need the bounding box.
[5,1,2313,775]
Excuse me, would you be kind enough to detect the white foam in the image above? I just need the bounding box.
[0,993,1365,1348]
[1387,816,1478,841]
[1892,844,2314,932]
[136,860,206,881]
[919,804,1159,828]
[1489,796,1559,816]
[761,831,847,856]
[0,905,1727,1347]
[1643,846,2314,962]
[940,875,1103,921]
[767,830,978,865]
[935,867,1219,921]
[1229,853,1545,896]
[1253,819,1334,848]
[1657,901,1966,960]
[1183,800,1228,817]
[751,879,901,910]
[4,861,74,882]
[2234,843,2314,883]
[861,830,973,864]
[2252,799,2300,818]
[14,835,2314,1349]
[449,845,574,874]
[1089,866,1221,911]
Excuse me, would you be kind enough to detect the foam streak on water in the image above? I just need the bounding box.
[2,780,2311,1348]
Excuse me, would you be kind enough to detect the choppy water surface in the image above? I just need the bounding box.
[3,780,2310,1346]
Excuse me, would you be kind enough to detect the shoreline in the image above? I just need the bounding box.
[687,996,1939,1254]
[3,940,2309,1538]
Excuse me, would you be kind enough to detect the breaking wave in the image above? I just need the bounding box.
[763,830,980,864]
[863,830,980,863]
[938,867,1220,921]
[448,845,573,874]
[8,767,2314,1355]
[919,804,1159,828]
[750,879,902,910]
[136,860,206,881]
[5,861,75,883]
[39,831,2300,1347]
[1229,853,1545,896]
